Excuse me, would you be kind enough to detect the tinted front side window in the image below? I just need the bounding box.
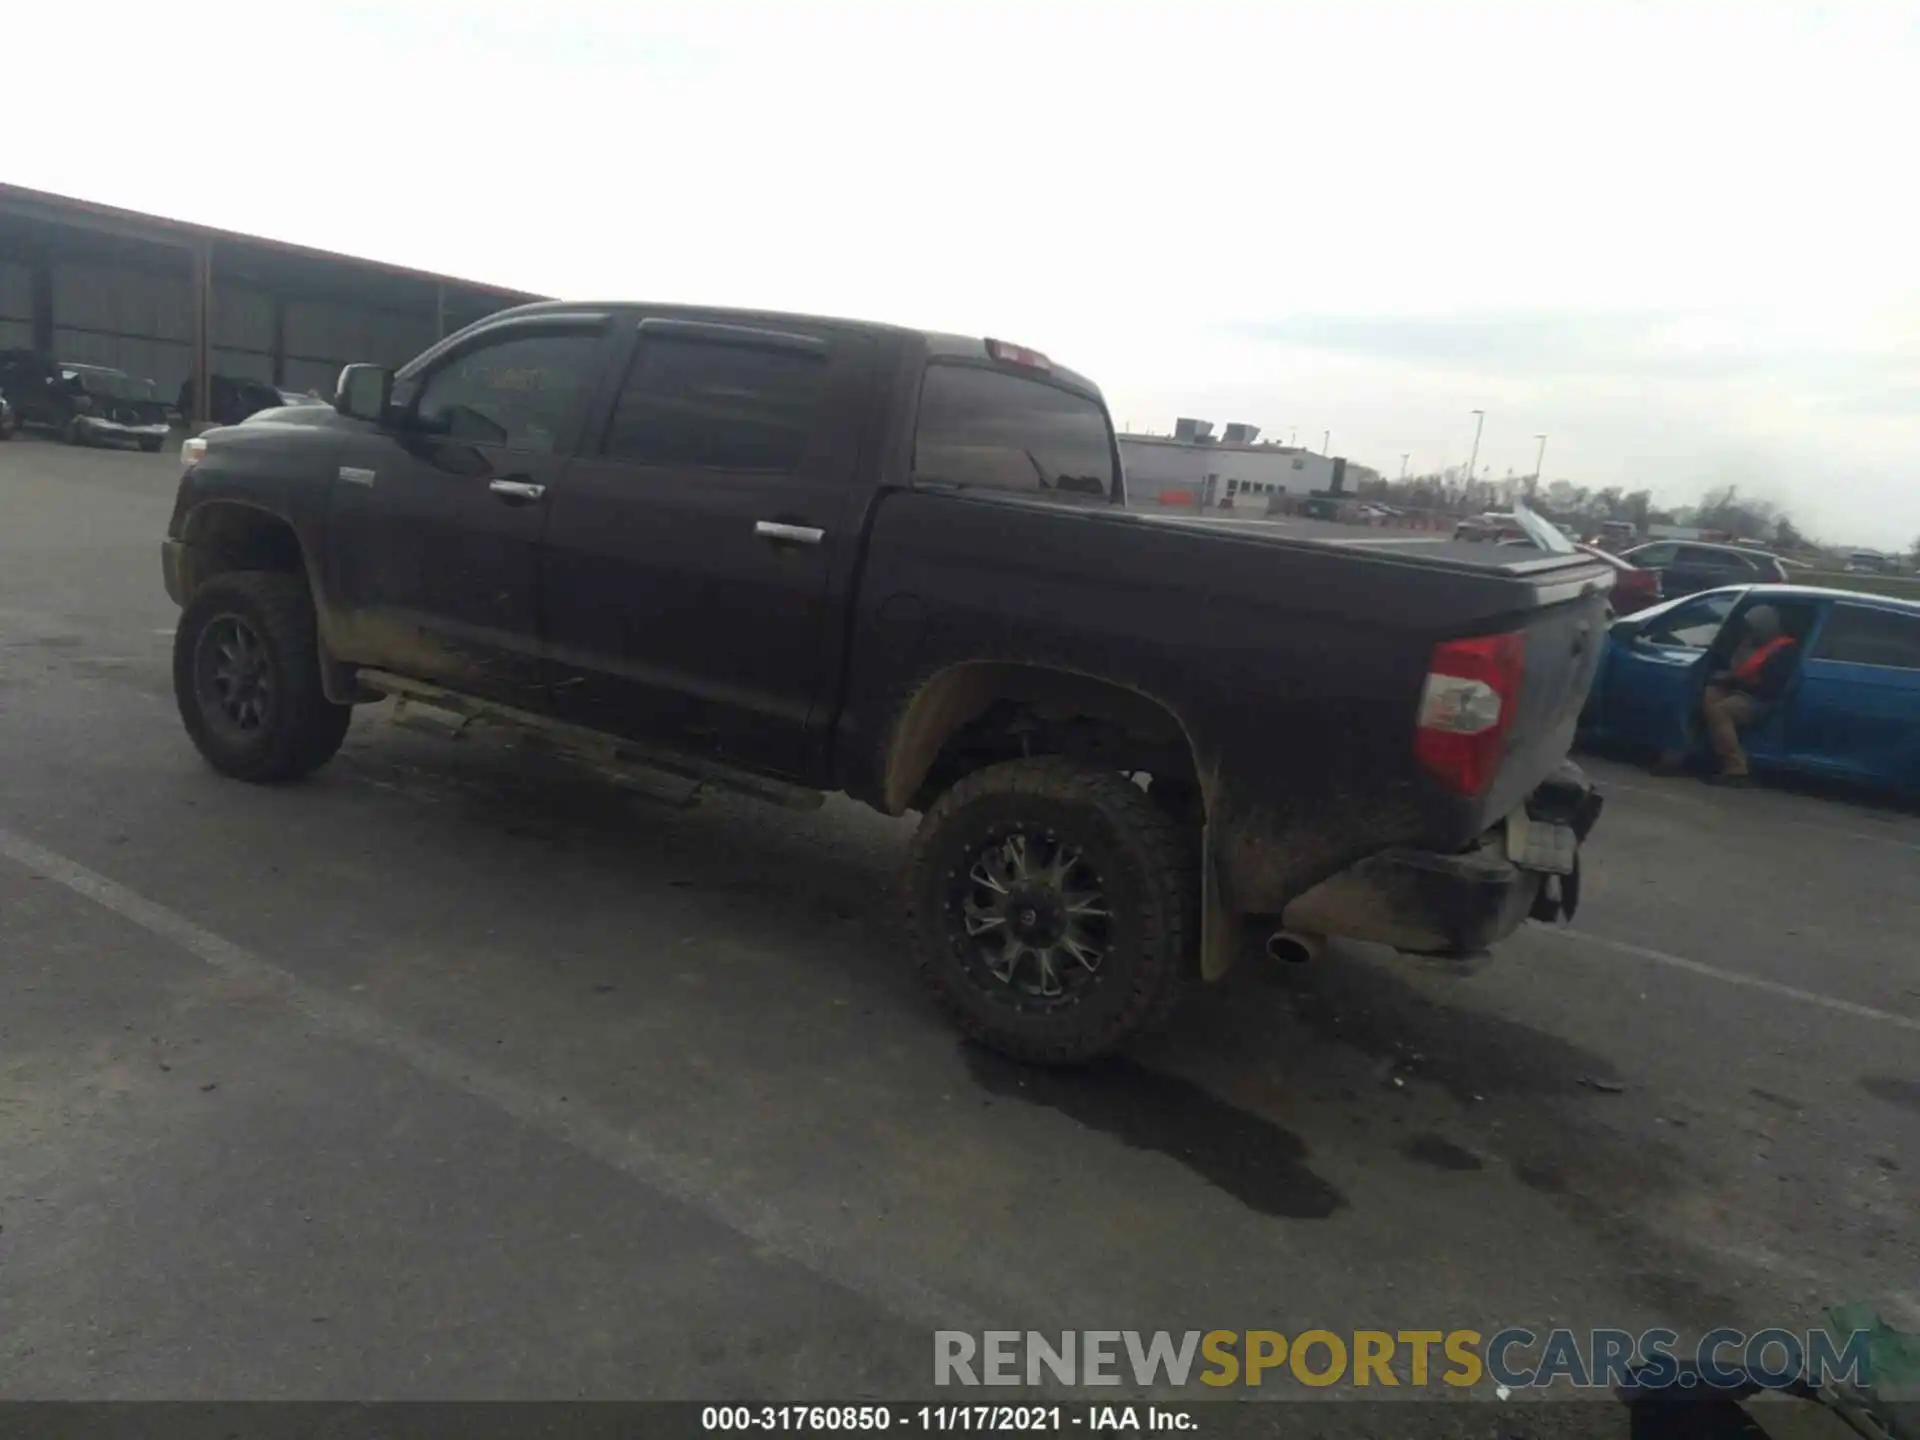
[603,337,829,471]
[1812,607,1920,669]
[414,330,602,453]
[913,364,1115,499]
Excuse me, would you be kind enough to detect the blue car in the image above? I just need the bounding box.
[1578,584,1920,794]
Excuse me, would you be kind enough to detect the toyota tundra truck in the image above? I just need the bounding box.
[161,300,1609,1064]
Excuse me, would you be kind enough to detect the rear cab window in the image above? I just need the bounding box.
[912,363,1117,502]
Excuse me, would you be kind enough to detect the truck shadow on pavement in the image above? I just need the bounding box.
[961,1045,1347,1219]
[325,724,1749,1329]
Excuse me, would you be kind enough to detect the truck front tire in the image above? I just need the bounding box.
[173,571,352,783]
[904,757,1197,1065]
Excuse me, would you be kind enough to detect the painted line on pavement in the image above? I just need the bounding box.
[1545,927,1920,1032]
[1602,777,1920,854]
[0,823,991,1334]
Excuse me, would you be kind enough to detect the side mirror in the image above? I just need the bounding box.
[334,364,395,424]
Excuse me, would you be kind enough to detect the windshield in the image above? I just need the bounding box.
[64,368,155,402]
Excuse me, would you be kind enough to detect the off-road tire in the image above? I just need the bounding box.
[904,757,1197,1065]
[173,571,351,782]
[139,436,163,453]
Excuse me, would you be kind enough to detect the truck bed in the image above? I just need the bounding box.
[839,490,1615,913]
[1119,510,1586,573]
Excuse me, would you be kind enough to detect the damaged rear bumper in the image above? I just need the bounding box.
[1281,762,1604,957]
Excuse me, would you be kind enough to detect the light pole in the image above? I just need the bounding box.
[1465,410,1485,486]
[1289,427,1297,446]
[1400,453,1410,480]
[1321,429,1330,454]
[1531,434,1547,496]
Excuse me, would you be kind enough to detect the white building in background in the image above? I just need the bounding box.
[1118,419,1339,509]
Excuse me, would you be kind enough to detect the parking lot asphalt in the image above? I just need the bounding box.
[2,438,1915,1407]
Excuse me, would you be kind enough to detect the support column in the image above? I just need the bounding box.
[190,240,212,425]
[270,292,286,387]
[29,250,53,354]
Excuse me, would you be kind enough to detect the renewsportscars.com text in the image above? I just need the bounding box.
[933,1328,1872,1391]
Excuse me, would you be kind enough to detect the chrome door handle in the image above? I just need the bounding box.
[754,521,825,546]
[488,478,546,503]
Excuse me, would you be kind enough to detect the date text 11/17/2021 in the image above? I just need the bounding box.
[701,1406,1197,1432]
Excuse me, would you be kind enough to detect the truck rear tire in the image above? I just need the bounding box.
[173,571,352,783]
[904,757,1196,1065]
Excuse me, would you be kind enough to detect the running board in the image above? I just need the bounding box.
[354,669,826,812]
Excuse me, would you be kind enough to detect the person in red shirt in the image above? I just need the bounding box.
[1699,605,1798,786]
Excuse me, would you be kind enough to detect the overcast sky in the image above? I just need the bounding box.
[13,0,1915,544]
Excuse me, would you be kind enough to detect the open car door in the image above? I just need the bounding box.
[1593,589,1745,752]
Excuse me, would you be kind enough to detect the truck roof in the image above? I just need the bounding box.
[479,300,1107,400]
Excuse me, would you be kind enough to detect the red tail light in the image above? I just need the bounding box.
[1414,631,1526,795]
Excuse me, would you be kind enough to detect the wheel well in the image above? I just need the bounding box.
[177,503,306,599]
[884,664,1204,821]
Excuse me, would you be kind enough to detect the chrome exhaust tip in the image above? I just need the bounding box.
[1266,930,1324,965]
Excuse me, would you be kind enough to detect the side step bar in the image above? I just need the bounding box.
[353,669,826,813]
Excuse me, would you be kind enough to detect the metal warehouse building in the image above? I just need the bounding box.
[0,184,541,424]
[1119,419,1340,510]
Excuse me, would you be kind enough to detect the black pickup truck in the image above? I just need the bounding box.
[161,300,1609,1063]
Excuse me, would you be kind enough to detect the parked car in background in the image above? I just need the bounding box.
[179,374,295,427]
[1455,511,1527,542]
[1620,539,1789,599]
[1577,543,1662,614]
[0,351,171,449]
[1844,550,1900,575]
[1579,584,1920,794]
[1498,537,1664,615]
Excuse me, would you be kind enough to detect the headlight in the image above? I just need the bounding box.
[181,437,207,469]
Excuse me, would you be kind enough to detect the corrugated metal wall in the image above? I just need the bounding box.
[3,197,527,417]
[1,259,36,351]
[284,300,437,388]
[211,283,274,383]
[50,259,195,394]
[43,268,443,399]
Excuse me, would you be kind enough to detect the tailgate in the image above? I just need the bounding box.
[1479,569,1613,825]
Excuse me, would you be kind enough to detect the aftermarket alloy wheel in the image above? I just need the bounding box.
[904,757,1197,1065]
[173,571,352,782]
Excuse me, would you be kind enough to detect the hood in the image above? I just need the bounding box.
[232,401,358,433]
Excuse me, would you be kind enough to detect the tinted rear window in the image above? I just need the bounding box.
[1812,606,1920,669]
[913,364,1115,500]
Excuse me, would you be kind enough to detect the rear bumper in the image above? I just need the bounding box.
[79,416,169,444]
[1282,762,1603,956]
